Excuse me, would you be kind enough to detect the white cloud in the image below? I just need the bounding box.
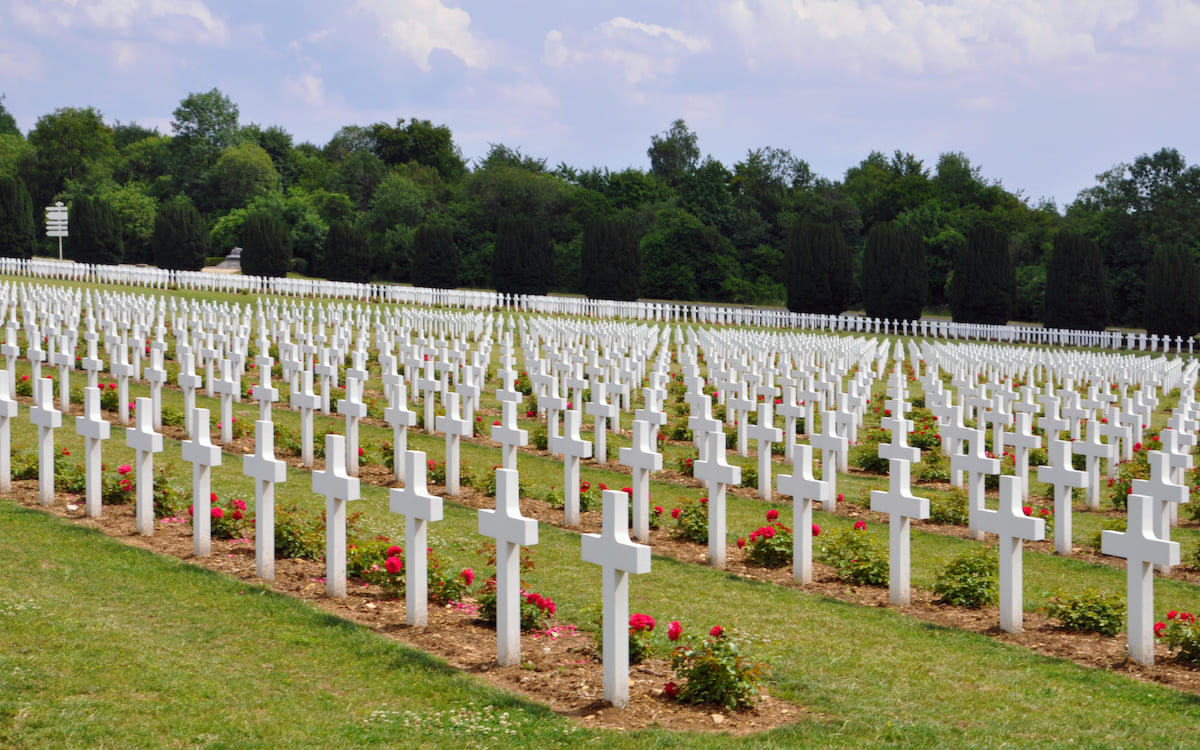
[12,0,230,45]
[543,16,711,84]
[0,38,46,81]
[717,0,1158,76]
[356,0,487,71]
[285,74,326,107]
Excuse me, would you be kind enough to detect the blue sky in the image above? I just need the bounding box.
[2,0,1198,208]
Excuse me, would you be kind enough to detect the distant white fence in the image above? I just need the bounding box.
[0,256,1187,354]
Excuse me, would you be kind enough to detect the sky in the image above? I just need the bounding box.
[2,0,1198,209]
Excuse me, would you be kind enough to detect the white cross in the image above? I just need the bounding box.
[384,379,418,483]
[435,391,472,495]
[950,427,999,542]
[51,334,71,413]
[619,419,663,543]
[80,331,103,391]
[1159,428,1193,527]
[686,394,722,461]
[870,414,930,606]
[336,373,367,477]
[976,475,1044,633]
[29,377,62,506]
[289,367,320,467]
[418,359,440,434]
[0,372,16,493]
[777,443,830,584]
[810,409,847,501]
[1131,450,1188,576]
[244,419,287,580]
[478,468,538,667]
[548,407,592,525]
[144,345,168,431]
[74,386,111,518]
[582,488,651,708]
[1037,437,1087,556]
[212,358,238,447]
[585,380,618,463]
[126,396,163,536]
[776,384,805,463]
[313,433,360,598]
[1007,411,1041,499]
[746,402,782,500]
[181,407,222,557]
[1072,419,1114,510]
[727,380,756,457]
[693,430,741,568]
[389,450,444,626]
[177,350,203,439]
[1102,494,1179,666]
[314,347,337,415]
[252,351,279,422]
[491,398,528,471]
[110,338,134,426]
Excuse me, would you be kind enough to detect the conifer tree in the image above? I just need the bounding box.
[582,215,640,300]
[785,220,852,314]
[862,222,925,320]
[494,215,552,295]
[322,222,371,282]
[151,195,209,271]
[70,195,123,266]
[949,224,1013,324]
[239,211,292,278]
[0,176,36,259]
[1144,244,1199,338]
[1043,231,1109,330]
[411,223,457,289]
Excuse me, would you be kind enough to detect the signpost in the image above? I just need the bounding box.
[45,201,68,260]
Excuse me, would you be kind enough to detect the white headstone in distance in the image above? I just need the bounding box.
[478,468,538,667]
[581,488,651,708]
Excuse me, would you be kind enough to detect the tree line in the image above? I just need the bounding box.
[0,90,1198,336]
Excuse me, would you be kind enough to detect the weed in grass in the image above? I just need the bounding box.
[1046,588,1125,635]
[931,547,998,608]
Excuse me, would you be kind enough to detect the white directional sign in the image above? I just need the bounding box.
[45,202,68,238]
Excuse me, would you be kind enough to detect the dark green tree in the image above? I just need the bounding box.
[0,176,36,259]
[862,222,925,320]
[370,118,466,182]
[0,94,19,137]
[239,211,292,278]
[411,223,457,288]
[1143,244,1200,338]
[581,214,640,300]
[949,224,1014,324]
[784,220,852,314]
[493,215,552,295]
[322,222,371,282]
[1042,231,1109,330]
[70,195,123,265]
[647,119,699,187]
[151,195,209,270]
[25,106,116,208]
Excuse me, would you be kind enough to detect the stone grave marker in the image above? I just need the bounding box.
[951,427,999,542]
[977,475,1044,633]
[181,407,222,557]
[619,419,663,543]
[244,419,287,580]
[389,450,443,626]
[491,398,528,471]
[1103,493,1179,666]
[747,402,782,500]
[1073,419,1114,510]
[582,488,651,708]
[1131,450,1188,575]
[126,396,163,536]
[435,391,471,495]
[213,358,238,447]
[336,368,367,478]
[870,411,930,606]
[1037,437,1087,555]
[177,351,202,439]
[30,376,62,506]
[478,468,538,667]
[313,433,360,598]
[586,380,618,464]
[384,379,417,483]
[548,408,591,525]
[693,430,741,568]
[0,372,15,492]
[290,367,320,468]
[777,443,829,584]
[74,386,110,518]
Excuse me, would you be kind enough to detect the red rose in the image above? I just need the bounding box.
[667,621,682,641]
[386,545,403,557]
[766,509,779,522]
[671,508,682,520]
[709,625,724,638]
[812,524,821,537]
[854,520,866,531]
[663,681,679,698]
[385,556,403,574]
